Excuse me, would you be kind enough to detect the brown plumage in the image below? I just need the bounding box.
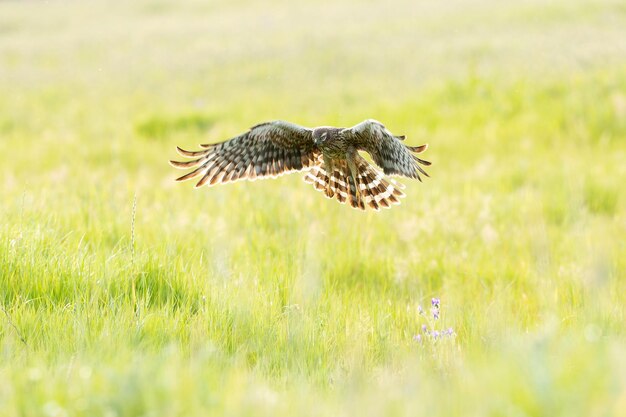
[169,119,431,211]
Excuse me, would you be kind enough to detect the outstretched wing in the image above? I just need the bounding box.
[170,120,319,187]
[342,119,431,180]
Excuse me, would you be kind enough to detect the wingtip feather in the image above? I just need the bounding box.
[175,167,205,182]
[407,143,428,153]
[415,157,432,166]
[176,146,208,157]
[170,159,201,169]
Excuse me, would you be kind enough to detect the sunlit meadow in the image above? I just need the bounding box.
[1,0,625,416]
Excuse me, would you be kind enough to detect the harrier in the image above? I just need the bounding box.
[169,119,430,210]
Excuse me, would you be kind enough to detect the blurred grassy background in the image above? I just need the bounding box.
[1,0,625,416]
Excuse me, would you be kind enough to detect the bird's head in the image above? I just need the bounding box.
[313,127,332,146]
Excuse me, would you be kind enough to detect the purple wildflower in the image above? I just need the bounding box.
[431,298,440,320]
[413,297,455,345]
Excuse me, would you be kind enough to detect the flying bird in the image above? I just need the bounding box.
[169,119,430,210]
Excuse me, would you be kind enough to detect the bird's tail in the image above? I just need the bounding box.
[303,156,404,211]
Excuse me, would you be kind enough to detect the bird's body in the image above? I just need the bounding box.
[170,119,431,210]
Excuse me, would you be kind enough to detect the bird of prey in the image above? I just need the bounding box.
[169,119,430,210]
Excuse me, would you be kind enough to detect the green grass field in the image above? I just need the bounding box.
[1,0,625,415]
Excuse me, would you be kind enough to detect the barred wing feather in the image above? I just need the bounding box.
[169,121,318,187]
[343,119,431,181]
